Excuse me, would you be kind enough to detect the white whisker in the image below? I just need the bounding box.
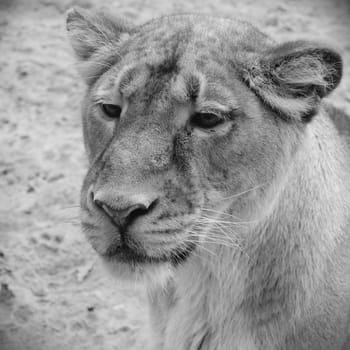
[221,182,267,200]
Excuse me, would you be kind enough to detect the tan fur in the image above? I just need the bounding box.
[66,8,350,349]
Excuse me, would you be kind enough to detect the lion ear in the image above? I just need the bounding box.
[243,41,343,122]
[66,7,133,61]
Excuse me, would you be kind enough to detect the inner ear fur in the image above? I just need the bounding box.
[66,7,133,60]
[243,41,343,122]
[66,7,134,84]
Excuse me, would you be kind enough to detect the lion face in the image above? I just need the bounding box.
[67,10,342,275]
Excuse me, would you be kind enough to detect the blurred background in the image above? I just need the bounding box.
[0,0,349,349]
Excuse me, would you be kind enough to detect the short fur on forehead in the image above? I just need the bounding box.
[66,9,343,123]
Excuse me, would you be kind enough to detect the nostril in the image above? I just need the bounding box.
[124,204,149,225]
[148,198,159,212]
[93,195,116,219]
[93,196,108,213]
[122,199,159,226]
[93,197,103,209]
[95,200,116,220]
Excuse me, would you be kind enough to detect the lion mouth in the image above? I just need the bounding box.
[102,240,196,266]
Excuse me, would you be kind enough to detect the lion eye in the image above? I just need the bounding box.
[190,112,224,129]
[101,104,122,119]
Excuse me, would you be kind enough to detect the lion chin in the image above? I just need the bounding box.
[95,239,196,287]
[100,254,176,290]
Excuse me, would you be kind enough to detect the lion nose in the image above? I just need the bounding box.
[92,191,158,229]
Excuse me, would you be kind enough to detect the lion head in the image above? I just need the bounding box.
[66,8,342,279]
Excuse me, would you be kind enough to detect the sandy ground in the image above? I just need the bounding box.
[0,0,349,349]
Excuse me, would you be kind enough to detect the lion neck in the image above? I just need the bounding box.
[165,112,350,348]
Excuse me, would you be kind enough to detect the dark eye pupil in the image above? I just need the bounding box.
[191,112,223,129]
[101,104,122,118]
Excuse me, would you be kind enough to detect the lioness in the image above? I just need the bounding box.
[66,7,350,350]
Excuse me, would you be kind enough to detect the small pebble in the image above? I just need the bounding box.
[0,283,15,305]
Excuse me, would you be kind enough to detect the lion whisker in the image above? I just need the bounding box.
[221,182,267,200]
